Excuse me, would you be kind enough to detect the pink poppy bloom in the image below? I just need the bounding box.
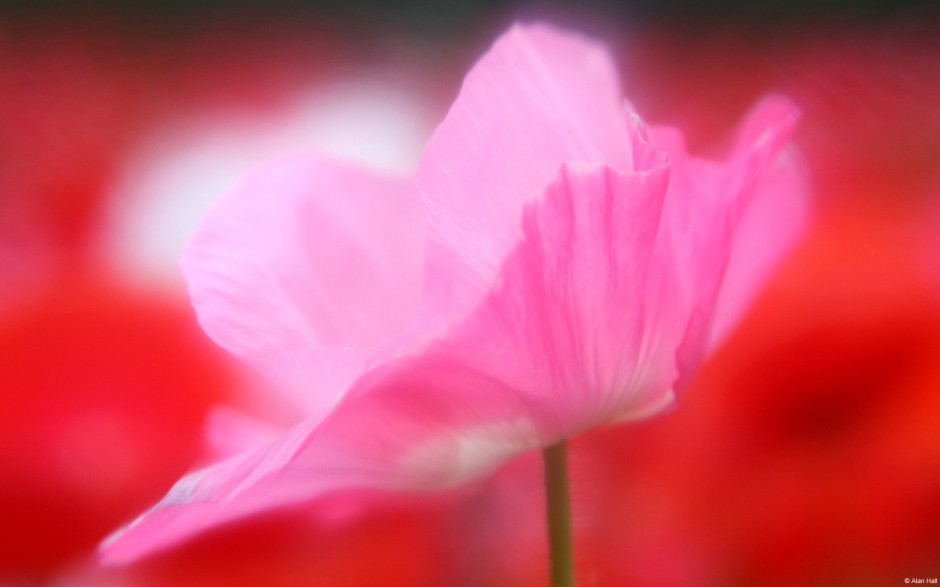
[101,22,807,563]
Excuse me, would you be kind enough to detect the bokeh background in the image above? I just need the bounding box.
[2,0,939,585]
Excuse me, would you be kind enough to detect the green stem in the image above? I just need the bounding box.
[543,441,575,587]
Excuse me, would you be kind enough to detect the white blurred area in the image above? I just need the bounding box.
[101,77,434,286]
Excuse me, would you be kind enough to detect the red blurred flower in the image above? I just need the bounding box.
[0,276,236,581]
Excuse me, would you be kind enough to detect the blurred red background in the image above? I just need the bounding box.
[1,3,938,585]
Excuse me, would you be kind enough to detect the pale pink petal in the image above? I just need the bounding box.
[335,160,679,464]
[205,406,282,458]
[181,154,425,415]
[99,160,676,563]
[100,419,321,564]
[416,23,634,329]
[649,95,802,392]
[710,149,810,345]
[100,348,554,564]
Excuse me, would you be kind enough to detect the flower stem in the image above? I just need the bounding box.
[543,441,575,587]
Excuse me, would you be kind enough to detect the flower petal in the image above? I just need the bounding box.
[99,420,320,564]
[416,23,634,329]
[424,160,678,434]
[99,160,676,563]
[649,95,803,392]
[205,406,282,458]
[181,154,425,415]
[101,31,810,567]
[710,148,810,346]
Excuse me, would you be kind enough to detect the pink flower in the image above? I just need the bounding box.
[101,23,807,563]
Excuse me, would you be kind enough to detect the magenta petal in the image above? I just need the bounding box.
[416,23,635,326]
[181,154,425,415]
